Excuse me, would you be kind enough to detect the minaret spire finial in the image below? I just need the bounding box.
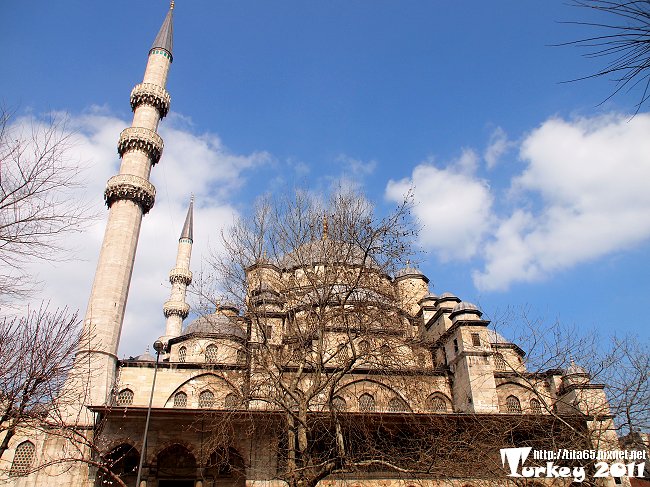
[170,1,175,10]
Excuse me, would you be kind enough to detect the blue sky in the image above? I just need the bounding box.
[2,1,649,357]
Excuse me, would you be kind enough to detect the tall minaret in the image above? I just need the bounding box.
[75,3,175,410]
[162,198,193,341]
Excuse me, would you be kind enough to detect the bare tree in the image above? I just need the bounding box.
[565,0,650,110]
[0,304,82,460]
[195,188,441,487]
[0,107,89,300]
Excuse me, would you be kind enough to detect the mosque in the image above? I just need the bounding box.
[3,3,622,487]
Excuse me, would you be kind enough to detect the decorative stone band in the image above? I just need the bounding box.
[169,267,193,285]
[163,300,190,319]
[104,174,156,214]
[130,83,171,118]
[117,127,164,165]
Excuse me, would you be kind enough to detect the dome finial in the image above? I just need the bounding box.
[170,0,175,10]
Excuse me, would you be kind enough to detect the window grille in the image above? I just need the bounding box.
[205,344,218,363]
[173,392,187,407]
[115,389,134,406]
[332,396,347,411]
[530,398,542,414]
[178,346,187,363]
[359,393,375,412]
[199,390,215,408]
[506,395,522,413]
[10,441,35,477]
[388,397,408,412]
[494,353,507,371]
[471,333,481,346]
[224,393,239,409]
[427,394,448,412]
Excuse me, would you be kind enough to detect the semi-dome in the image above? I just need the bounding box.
[486,329,510,344]
[182,312,246,340]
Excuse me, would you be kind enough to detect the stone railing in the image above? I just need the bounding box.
[169,267,193,285]
[117,127,164,165]
[104,174,156,214]
[130,83,171,118]
[163,300,190,319]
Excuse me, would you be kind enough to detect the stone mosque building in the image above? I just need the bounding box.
[3,3,623,487]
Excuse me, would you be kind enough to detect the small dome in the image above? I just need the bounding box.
[418,292,438,304]
[395,262,427,280]
[449,301,482,319]
[438,292,457,299]
[565,359,589,377]
[182,312,246,340]
[134,351,155,362]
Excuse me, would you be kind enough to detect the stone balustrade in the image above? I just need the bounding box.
[117,127,164,165]
[169,267,193,285]
[130,83,171,118]
[163,300,191,319]
[104,174,156,214]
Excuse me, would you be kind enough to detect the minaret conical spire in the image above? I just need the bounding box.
[163,197,194,340]
[180,195,194,242]
[151,2,174,61]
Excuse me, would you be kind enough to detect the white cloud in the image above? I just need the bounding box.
[386,149,492,261]
[484,126,513,169]
[474,114,650,291]
[17,110,266,357]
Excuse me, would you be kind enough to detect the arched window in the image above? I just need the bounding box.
[388,397,408,412]
[506,395,522,413]
[530,398,542,414]
[426,394,449,413]
[494,353,507,371]
[173,392,187,407]
[199,390,215,408]
[359,393,375,412]
[224,393,239,409]
[178,346,187,363]
[10,441,35,477]
[337,344,349,363]
[331,396,347,411]
[115,389,134,406]
[205,344,218,363]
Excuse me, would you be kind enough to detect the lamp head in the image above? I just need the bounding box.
[153,340,164,353]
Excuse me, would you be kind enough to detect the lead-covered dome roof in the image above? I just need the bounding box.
[279,239,376,269]
[182,311,246,340]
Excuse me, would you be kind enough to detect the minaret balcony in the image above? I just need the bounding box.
[104,174,156,214]
[130,83,171,118]
[163,300,190,319]
[169,267,193,285]
[117,127,164,165]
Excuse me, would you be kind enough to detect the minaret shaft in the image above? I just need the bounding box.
[163,200,194,340]
[68,5,174,416]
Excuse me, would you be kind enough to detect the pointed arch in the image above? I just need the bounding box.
[426,392,452,412]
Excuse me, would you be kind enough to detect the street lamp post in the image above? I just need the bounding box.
[135,340,164,487]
